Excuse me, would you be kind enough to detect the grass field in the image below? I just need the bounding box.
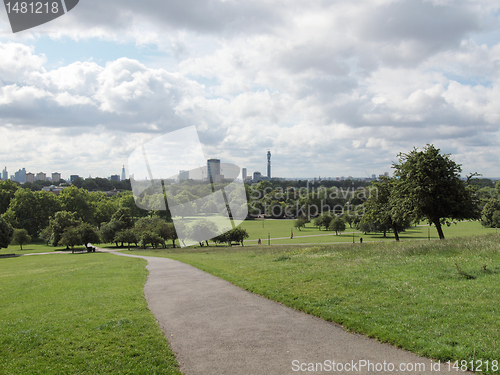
[123,233,500,374]
[0,242,88,256]
[0,253,181,375]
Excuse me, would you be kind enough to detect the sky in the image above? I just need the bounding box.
[1,0,500,180]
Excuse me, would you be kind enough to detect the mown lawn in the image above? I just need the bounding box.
[123,234,500,373]
[0,253,181,375]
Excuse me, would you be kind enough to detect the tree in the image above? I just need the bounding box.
[59,227,81,250]
[391,145,478,240]
[481,198,500,228]
[114,229,138,250]
[314,214,333,231]
[294,217,308,231]
[3,189,60,238]
[188,219,219,246]
[71,177,84,188]
[328,217,346,235]
[0,180,19,215]
[58,186,94,223]
[77,223,101,245]
[139,231,165,249]
[0,216,14,248]
[227,227,249,246]
[48,211,82,246]
[11,229,31,250]
[362,176,407,241]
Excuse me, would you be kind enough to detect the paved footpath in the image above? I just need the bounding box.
[106,250,464,375]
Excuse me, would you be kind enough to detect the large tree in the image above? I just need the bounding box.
[391,145,478,240]
[0,180,19,215]
[48,211,82,246]
[3,189,60,237]
[0,216,14,248]
[362,176,408,241]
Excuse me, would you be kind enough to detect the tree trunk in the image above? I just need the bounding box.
[434,221,445,240]
[391,222,400,242]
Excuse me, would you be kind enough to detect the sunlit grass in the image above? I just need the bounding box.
[124,234,500,373]
[0,253,181,375]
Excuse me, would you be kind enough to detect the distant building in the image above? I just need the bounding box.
[36,172,46,181]
[207,159,222,183]
[14,168,26,183]
[179,170,189,181]
[253,171,262,182]
[242,168,247,180]
[121,165,126,181]
[52,172,61,183]
[41,185,68,195]
[1,167,7,181]
[25,172,35,183]
[109,175,120,181]
[70,175,79,182]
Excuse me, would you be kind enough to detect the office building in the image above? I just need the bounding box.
[26,172,35,183]
[242,168,247,180]
[14,168,26,183]
[179,170,189,181]
[207,159,222,183]
[121,165,126,181]
[1,167,7,181]
[110,175,120,181]
[36,172,46,181]
[70,175,79,182]
[52,172,61,182]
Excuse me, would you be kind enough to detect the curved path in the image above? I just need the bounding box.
[103,248,462,375]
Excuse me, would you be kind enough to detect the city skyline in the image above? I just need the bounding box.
[1,2,500,179]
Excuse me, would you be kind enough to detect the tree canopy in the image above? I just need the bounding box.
[391,145,478,240]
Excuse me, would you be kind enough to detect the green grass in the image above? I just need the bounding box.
[0,253,181,375]
[238,219,498,245]
[123,234,500,373]
[0,242,87,255]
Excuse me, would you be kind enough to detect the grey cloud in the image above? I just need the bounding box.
[69,0,285,35]
[359,1,481,65]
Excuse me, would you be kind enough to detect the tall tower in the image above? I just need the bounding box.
[267,150,271,179]
[207,159,221,183]
[121,165,126,181]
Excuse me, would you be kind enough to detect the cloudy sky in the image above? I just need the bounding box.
[1,0,500,180]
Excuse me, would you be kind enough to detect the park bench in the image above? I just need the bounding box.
[0,254,17,258]
[85,245,96,253]
[71,245,96,254]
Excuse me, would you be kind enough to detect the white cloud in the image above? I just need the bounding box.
[1,1,500,177]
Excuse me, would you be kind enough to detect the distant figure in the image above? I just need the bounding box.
[258,238,261,245]
[360,237,363,244]
[291,232,293,239]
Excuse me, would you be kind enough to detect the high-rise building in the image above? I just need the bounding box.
[121,165,126,181]
[267,151,271,178]
[52,172,61,182]
[179,170,189,181]
[242,168,247,180]
[110,175,120,181]
[1,167,7,181]
[36,172,46,181]
[207,159,221,183]
[26,172,35,183]
[14,168,26,183]
[253,171,262,182]
[70,175,79,182]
